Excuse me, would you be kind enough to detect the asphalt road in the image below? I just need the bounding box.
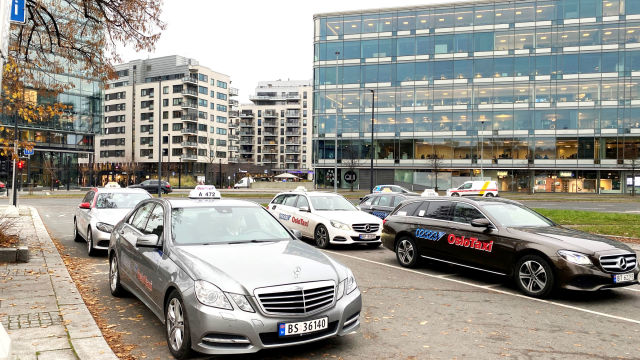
[5,197,640,359]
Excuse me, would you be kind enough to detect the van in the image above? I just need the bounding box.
[446,180,498,197]
[233,176,254,189]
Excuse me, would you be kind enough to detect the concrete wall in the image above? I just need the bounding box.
[250,182,314,191]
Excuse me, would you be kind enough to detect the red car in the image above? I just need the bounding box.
[0,182,6,194]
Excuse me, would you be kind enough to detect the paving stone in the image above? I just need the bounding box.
[34,349,76,360]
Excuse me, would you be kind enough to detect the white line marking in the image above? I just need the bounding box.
[622,287,640,293]
[327,251,640,325]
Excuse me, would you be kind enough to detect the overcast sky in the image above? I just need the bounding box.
[117,0,455,103]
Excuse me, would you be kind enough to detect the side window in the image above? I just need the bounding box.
[392,196,404,207]
[460,183,472,190]
[370,196,380,205]
[272,195,286,205]
[397,201,421,216]
[82,191,94,204]
[144,205,164,237]
[283,194,298,207]
[452,203,486,224]
[413,201,431,217]
[377,195,393,207]
[359,195,372,205]
[424,201,454,221]
[130,203,155,231]
[297,196,310,209]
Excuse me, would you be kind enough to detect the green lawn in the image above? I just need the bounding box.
[534,208,640,239]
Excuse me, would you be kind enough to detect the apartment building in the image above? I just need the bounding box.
[314,0,640,193]
[230,80,313,175]
[97,55,237,183]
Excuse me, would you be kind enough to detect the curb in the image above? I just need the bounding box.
[29,207,118,360]
[0,247,29,263]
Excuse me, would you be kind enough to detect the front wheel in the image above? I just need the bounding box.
[484,192,495,197]
[395,237,418,268]
[450,192,460,197]
[314,224,330,249]
[166,291,192,360]
[109,255,126,297]
[87,227,97,256]
[73,219,83,242]
[514,255,555,298]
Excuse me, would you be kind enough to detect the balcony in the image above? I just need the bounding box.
[285,131,300,136]
[286,120,300,127]
[181,128,197,135]
[286,110,300,117]
[182,89,198,98]
[240,121,254,127]
[264,120,277,127]
[228,146,239,151]
[264,131,277,136]
[240,112,254,118]
[181,113,198,122]
[229,110,240,117]
[229,87,239,97]
[239,131,255,136]
[181,101,197,110]
[228,156,240,163]
[181,154,198,161]
[228,134,239,140]
[239,140,253,145]
[286,158,300,163]
[228,122,239,128]
[181,141,198,148]
[286,147,301,153]
[239,148,254,154]
[264,110,278,118]
[228,99,239,107]
[182,77,198,85]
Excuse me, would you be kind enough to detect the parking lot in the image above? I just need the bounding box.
[4,196,639,359]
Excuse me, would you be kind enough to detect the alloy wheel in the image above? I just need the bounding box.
[167,298,185,351]
[518,260,547,294]
[315,226,328,248]
[110,257,118,293]
[397,239,415,265]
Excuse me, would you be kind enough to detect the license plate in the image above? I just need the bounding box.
[613,273,635,284]
[359,234,376,240]
[278,317,328,337]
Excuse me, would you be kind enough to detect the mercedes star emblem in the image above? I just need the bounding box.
[293,266,302,279]
[618,257,628,271]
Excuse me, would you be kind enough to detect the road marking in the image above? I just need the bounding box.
[327,251,640,326]
[622,287,640,293]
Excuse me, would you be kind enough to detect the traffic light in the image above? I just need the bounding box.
[17,161,24,171]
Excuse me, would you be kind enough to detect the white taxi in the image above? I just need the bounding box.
[188,185,221,199]
[267,189,383,249]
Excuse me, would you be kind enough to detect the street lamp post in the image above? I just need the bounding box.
[334,50,340,193]
[370,89,375,194]
[480,119,485,180]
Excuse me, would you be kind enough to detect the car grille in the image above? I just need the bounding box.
[599,253,637,273]
[352,223,379,233]
[254,281,335,316]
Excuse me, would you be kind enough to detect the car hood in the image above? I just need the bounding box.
[171,240,346,294]
[508,226,634,254]
[93,209,133,226]
[314,210,383,225]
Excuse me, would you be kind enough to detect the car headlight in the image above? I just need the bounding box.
[558,250,593,266]
[336,280,345,301]
[330,220,351,231]
[345,268,357,294]
[228,293,255,313]
[194,280,232,310]
[96,222,114,233]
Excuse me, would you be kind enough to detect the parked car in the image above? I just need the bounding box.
[358,192,418,219]
[267,189,383,249]
[129,179,172,194]
[108,196,361,358]
[74,187,151,255]
[234,176,254,189]
[381,196,639,298]
[104,182,121,188]
[0,181,6,195]
[446,181,498,197]
[372,184,415,194]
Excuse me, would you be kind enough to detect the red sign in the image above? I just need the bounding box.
[447,234,493,252]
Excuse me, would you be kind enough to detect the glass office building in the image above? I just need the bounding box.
[313,0,640,193]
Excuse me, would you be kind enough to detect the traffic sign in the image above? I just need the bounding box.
[10,0,26,24]
[23,148,34,156]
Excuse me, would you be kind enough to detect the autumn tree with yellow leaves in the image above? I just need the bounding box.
[1,0,166,158]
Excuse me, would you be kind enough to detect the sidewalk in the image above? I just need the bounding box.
[0,206,116,360]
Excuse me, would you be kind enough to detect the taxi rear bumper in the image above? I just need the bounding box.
[187,288,362,355]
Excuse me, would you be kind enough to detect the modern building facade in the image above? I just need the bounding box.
[96,55,237,185]
[230,80,313,175]
[313,0,640,193]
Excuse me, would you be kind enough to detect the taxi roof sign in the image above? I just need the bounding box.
[188,185,221,199]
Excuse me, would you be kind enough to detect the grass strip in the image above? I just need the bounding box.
[534,208,640,239]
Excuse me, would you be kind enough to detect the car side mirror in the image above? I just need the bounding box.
[136,234,160,248]
[471,218,493,228]
[291,229,302,240]
[79,202,91,209]
[299,206,310,212]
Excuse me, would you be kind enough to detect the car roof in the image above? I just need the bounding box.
[275,191,341,197]
[93,188,150,194]
[166,198,262,208]
[400,196,522,207]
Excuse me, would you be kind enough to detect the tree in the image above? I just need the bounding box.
[428,153,444,191]
[1,0,165,156]
[342,145,359,192]
[42,157,57,190]
[205,147,219,186]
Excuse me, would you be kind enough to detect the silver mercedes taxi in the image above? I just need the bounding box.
[107,196,362,359]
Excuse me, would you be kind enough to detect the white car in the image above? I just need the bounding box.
[267,190,383,249]
[446,180,499,197]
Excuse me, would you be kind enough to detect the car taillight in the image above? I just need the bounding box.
[166,184,171,187]
[383,219,387,225]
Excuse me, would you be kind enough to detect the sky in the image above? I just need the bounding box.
[117,0,455,103]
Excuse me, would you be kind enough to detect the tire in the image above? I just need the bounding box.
[109,254,126,297]
[366,242,381,249]
[451,193,460,197]
[395,237,418,268]
[485,192,495,197]
[165,290,192,360]
[314,224,330,249]
[87,227,97,256]
[73,219,83,242]
[514,255,555,298]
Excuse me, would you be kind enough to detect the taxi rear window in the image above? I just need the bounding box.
[392,201,421,217]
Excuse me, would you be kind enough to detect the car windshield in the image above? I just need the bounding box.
[480,203,553,227]
[310,196,356,211]
[95,193,150,209]
[171,206,291,245]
